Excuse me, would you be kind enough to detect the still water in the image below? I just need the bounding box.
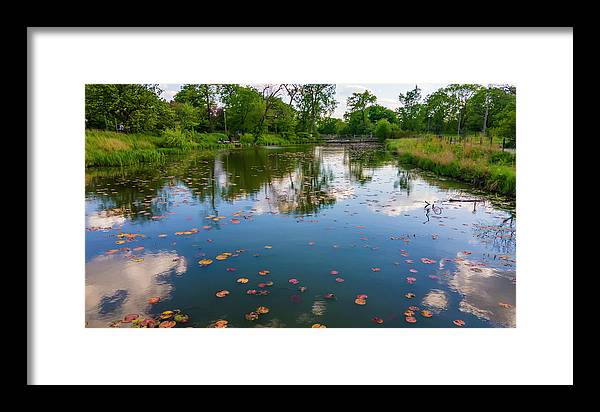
[85,144,516,328]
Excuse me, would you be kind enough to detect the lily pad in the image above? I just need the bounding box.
[245,312,259,321]
[159,320,176,328]
[122,314,139,323]
[215,290,230,298]
[160,311,175,320]
[256,306,270,314]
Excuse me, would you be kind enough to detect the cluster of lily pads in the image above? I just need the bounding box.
[245,305,270,321]
[109,308,190,328]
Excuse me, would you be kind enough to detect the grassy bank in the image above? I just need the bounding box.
[85,130,319,167]
[385,137,516,196]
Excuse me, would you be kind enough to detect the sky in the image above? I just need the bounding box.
[158,83,448,119]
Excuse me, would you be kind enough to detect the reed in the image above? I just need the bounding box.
[386,136,516,196]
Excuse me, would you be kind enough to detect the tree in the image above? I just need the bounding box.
[294,84,337,134]
[443,84,481,136]
[398,85,423,131]
[218,85,265,135]
[345,90,377,134]
[85,84,174,133]
[374,119,392,141]
[174,84,218,132]
[173,102,201,131]
[367,105,398,125]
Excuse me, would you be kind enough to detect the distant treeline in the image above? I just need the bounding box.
[85,83,516,146]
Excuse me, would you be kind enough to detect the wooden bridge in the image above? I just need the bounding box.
[319,134,379,143]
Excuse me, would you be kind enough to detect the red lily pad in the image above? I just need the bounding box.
[159,320,176,328]
[122,314,139,323]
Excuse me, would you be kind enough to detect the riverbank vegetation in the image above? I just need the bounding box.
[321,84,516,149]
[85,83,516,171]
[386,137,516,196]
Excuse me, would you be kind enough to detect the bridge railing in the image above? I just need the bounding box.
[320,134,378,141]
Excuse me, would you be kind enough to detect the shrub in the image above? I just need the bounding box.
[374,119,392,141]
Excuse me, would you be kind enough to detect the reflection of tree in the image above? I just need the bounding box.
[346,144,394,184]
[394,170,413,195]
[472,213,516,254]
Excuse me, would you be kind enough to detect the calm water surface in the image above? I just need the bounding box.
[85,144,516,328]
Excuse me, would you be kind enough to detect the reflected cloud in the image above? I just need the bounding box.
[421,289,448,312]
[87,209,126,229]
[447,256,516,327]
[85,251,187,327]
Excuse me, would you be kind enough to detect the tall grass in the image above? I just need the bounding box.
[385,136,516,196]
[86,129,320,167]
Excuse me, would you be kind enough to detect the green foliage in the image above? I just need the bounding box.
[85,84,174,133]
[374,119,392,141]
[386,137,516,196]
[344,90,377,134]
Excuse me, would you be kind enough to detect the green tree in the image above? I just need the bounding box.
[173,101,201,131]
[374,119,392,140]
[85,84,173,133]
[398,85,424,131]
[294,84,337,134]
[344,90,377,134]
[367,105,398,125]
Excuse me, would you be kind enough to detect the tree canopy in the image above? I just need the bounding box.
[85,83,517,146]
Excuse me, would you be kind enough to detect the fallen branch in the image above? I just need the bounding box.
[448,198,484,202]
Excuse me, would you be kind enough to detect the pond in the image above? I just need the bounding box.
[85,144,516,328]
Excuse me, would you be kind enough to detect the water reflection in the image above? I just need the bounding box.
[447,255,516,327]
[85,251,187,327]
[85,144,517,328]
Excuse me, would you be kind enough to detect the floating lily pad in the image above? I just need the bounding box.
[213,320,228,328]
[147,296,160,304]
[245,312,259,321]
[159,320,176,328]
[122,314,139,323]
[355,298,367,305]
[199,259,213,266]
[215,290,230,298]
[236,277,249,284]
[405,316,417,323]
[140,319,157,328]
[372,316,384,324]
[174,314,189,323]
[160,311,175,320]
[256,306,269,314]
